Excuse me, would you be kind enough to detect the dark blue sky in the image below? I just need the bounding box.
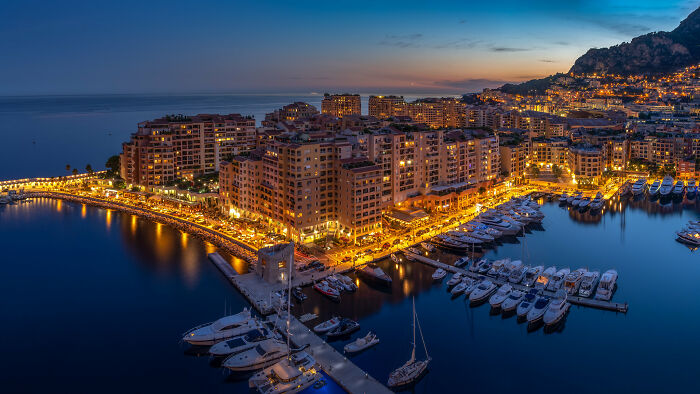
[1,0,697,95]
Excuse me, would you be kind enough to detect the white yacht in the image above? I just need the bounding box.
[450,280,468,296]
[546,268,570,292]
[631,178,647,195]
[487,259,508,276]
[461,277,479,296]
[469,280,497,304]
[387,298,430,388]
[498,260,523,282]
[536,266,557,290]
[209,327,277,357]
[563,268,587,295]
[344,331,380,354]
[672,180,685,196]
[509,264,528,284]
[589,192,605,211]
[446,272,464,287]
[595,270,618,301]
[248,351,320,394]
[648,179,661,196]
[566,193,577,205]
[501,289,526,312]
[516,290,539,318]
[477,216,520,235]
[578,197,591,210]
[455,256,471,268]
[687,180,697,197]
[677,230,700,246]
[432,268,447,281]
[522,265,544,287]
[559,193,568,203]
[659,176,674,196]
[183,308,257,346]
[543,290,570,327]
[337,275,357,292]
[578,271,600,298]
[488,284,513,308]
[222,339,290,372]
[313,317,341,334]
[571,194,583,207]
[526,296,551,323]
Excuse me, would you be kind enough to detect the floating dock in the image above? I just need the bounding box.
[407,252,629,313]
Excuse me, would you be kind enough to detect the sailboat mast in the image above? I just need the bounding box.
[286,248,292,365]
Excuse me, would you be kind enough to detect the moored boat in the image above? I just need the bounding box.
[488,283,513,308]
[543,289,570,326]
[578,271,600,298]
[183,308,257,346]
[357,264,392,285]
[469,280,497,304]
[501,289,526,312]
[563,268,587,295]
[526,295,551,324]
[432,268,447,281]
[535,266,556,290]
[313,317,341,334]
[248,351,320,394]
[209,327,277,357]
[344,331,379,354]
[326,318,360,338]
[594,270,618,301]
[631,178,647,195]
[522,265,544,287]
[546,268,570,292]
[659,176,674,196]
[516,289,539,318]
[387,298,430,388]
[648,179,661,196]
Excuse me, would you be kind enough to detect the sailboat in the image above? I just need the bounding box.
[387,297,430,388]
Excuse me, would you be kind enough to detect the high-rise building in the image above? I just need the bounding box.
[321,94,361,118]
[368,95,407,119]
[120,114,256,187]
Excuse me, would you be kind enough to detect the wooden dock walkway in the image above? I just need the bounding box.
[406,252,629,313]
[267,313,392,394]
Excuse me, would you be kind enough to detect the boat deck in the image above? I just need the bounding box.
[406,252,629,313]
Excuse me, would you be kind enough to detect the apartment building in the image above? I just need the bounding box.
[321,94,361,118]
[120,114,256,187]
[529,137,568,167]
[337,159,383,241]
[568,145,603,182]
[499,142,528,178]
[263,102,319,125]
[408,98,467,129]
[368,95,407,119]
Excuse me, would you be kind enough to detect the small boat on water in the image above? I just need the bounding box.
[183,308,257,346]
[589,192,604,212]
[566,193,577,205]
[432,268,447,281]
[420,242,435,252]
[648,179,661,196]
[501,289,526,312]
[546,268,570,291]
[677,230,700,246]
[522,265,544,287]
[508,264,527,284]
[631,178,647,195]
[543,289,570,327]
[516,289,539,318]
[248,351,320,394]
[659,176,674,197]
[344,332,379,354]
[357,264,392,285]
[450,280,468,296]
[455,256,471,268]
[578,197,591,210]
[535,266,556,290]
[387,298,430,388]
[526,295,551,324]
[559,193,568,204]
[446,272,464,287]
[563,268,587,295]
[291,287,307,302]
[488,283,513,308]
[594,270,618,301]
[313,280,340,300]
[313,317,341,334]
[469,258,487,272]
[487,259,509,277]
[461,277,479,296]
[578,271,600,298]
[222,339,290,372]
[407,247,422,255]
[498,259,522,282]
[687,180,697,198]
[673,180,685,196]
[209,327,277,357]
[469,280,497,304]
[477,261,492,275]
[336,275,357,292]
[326,318,360,338]
[571,194,583,207]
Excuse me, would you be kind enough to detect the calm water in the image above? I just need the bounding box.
[4,195,700,393]
[0,93,446,181]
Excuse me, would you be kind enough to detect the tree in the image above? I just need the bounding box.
[552,164,562,178]
[65,164,71,173]
[527,165,540,177]
[85,164,93,174]
[105,155,120,176]
[72,168,78,176]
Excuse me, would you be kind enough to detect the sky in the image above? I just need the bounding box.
[1,0,698,96]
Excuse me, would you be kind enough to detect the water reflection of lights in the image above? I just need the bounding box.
[81,204,86,218]
[156,222,161,239]
[131,215,137,234]
[56,199,62,212]
[398,264,404,279]
[105,209,111,229]
[181,231,188,247]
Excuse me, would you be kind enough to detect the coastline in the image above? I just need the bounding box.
[26,191,257,266]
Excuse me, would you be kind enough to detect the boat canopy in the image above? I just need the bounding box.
[271,362,303,382]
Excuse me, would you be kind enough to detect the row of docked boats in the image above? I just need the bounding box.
[676,220,700,246]
[559,191,605,212]
[0,190,28,204]
[312,273,357,301]
[640,176,697,199]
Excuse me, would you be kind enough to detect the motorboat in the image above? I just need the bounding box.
[522,265,544,287]
[313,281,340,300]
[461,229,495,243]
[563,268,587,295]
[469,259,487,272]
[594,270,618,301]
[336,275,357,292]
[526,295,551,323]
[546,268,570,291]
[326,276,346,292]
[420,242,435,252]
[455,256,471,268]
[509,264,528,284]
[516,289,539,318]
[326,318,360,338]
[536,266,556,290]
[387,298,430,388]
[450,280,468,296]
[344,331,379,354]
[487,259,509,277]
[477,261,492,275]
[313,317,341,334]
[559,193,568,204]
[501,289,526,312]
[446,272,464,287]
[589,192,605,212]
[407,247,422,255]
[571,194,583,207]
[183,308,257,346]
[672,180,685,196]
[477,216,520,236]
[462,222,503,238]
[566,193,577,205]
[631,178,647,195]
[357,264,392,285]
[648,179,661,196]
[248,351,320,394]
[659,176,674,196]
[209,327,277,357]
[578,271,600,298]
[677,230,700,246]
[578,197,591,210]
[469,280,497,304]
[462,277,479,296]
[432,268,447,281]
[222,339,290,372]
[498,260,522,282]
[488,283,513,308]
[687,180,697,198]
[291,287,307,302]
[543,289,570,327]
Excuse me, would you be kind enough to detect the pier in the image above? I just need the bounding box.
[208,252,238,279]
[407,252,629,313]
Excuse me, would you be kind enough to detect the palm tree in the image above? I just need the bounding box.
[65,164,71,173]
[72,168,78,176]
[85,164,93,174]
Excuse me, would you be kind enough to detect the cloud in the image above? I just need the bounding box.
[432,78,511,91]
[432,38,481,49]
[489,46,531,52]
[539,59,557,63]
[553,41,569,46]
[590,20,651,36]
[458,19,466,24]
[378,33,424,48]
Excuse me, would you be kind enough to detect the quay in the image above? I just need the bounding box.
[208,252,238,279]
[407,252,629,313]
